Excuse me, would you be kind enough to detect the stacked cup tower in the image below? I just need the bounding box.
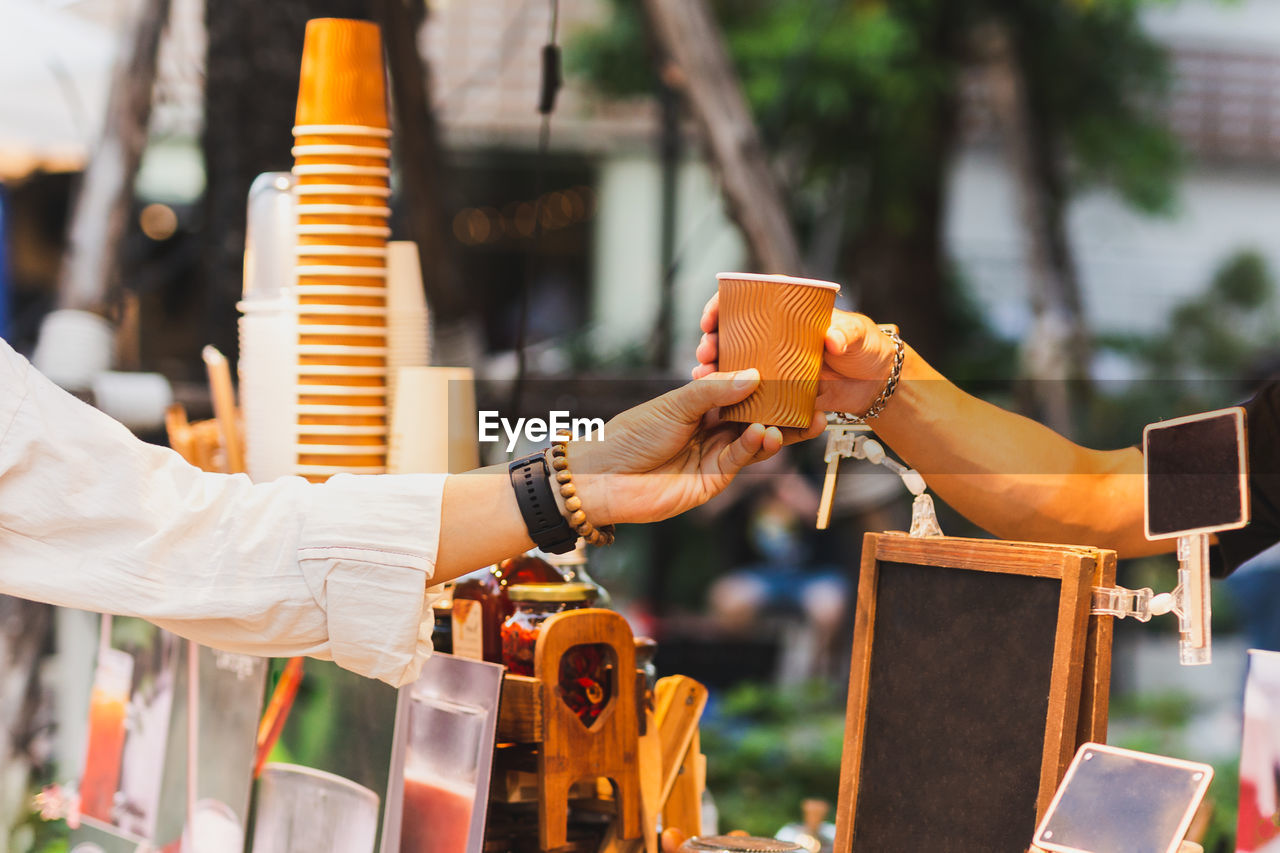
[292,19,392,481]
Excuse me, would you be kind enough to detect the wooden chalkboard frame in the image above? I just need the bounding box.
[834,532,1116,852]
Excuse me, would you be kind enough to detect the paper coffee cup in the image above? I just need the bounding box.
[294,19,388,129]
[716,272,840,429]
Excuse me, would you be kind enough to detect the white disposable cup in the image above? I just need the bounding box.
[244,172,298,301]
[386,241,430,407]
[250,764,378,853]
[91,371,173,432]
[180,798,244,853]
[291,164,389,178]
[389,367,479,475]
[292,124,392,138]
[32,309,114,391]
[239,309,297,482]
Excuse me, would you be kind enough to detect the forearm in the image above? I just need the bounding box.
[436,466,536,583]
[869,346,1158,556]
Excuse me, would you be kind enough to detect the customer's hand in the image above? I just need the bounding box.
[693,292,898,417]
[569,369,823,527]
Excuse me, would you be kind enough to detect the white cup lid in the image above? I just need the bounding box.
[716,272,840,292]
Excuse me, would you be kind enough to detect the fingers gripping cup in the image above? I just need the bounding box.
[715,272,840,429]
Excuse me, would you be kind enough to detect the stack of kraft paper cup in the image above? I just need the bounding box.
[291,18,393,482]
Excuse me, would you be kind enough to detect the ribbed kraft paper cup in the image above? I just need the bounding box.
[295,19,388,129]
[716,272,840,429]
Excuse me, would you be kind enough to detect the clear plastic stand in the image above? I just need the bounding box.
[1174,533,1211,666]
[1089,533,1211,666]
[852,437,942,537]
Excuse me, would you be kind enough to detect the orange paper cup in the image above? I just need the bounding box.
[299,414,387,427]
[716,272,840,429]
[295,19,388,128]
[293,155,390,170]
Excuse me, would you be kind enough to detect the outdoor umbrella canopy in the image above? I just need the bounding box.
[0,0,117,179]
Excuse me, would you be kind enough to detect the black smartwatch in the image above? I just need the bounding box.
[508,451,577,554]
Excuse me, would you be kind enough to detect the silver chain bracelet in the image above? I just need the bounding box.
[830,327,905,425]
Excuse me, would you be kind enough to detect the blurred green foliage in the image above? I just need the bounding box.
[1088,249,1280,447]
[1109,690,1240,853]
[571,0,1179,364]
[701,681,846,836]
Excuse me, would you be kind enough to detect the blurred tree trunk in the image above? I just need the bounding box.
[641,0,804,275]
[55,0,170,318]
[201,0,368,364]
[0,600,51,845]
[980,24,1092,436]
[371,0,482,367]
[845,124,954,366]
[841,10,964,368]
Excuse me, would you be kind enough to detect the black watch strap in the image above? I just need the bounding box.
[508,451,577,555]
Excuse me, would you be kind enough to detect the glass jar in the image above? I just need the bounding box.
[430,593,453,656]
[500,582,595,676]
[543,538,612,609]
[451,553,565,663]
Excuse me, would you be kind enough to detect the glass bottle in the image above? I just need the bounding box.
[501,582,611,725]
[450,553,565,663]
[543,538,612,609]
[430,584,453,655]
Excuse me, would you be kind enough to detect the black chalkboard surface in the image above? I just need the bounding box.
[834,533,1114,853]
[1144,407,1249,539]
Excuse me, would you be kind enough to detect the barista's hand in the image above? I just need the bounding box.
[693,292,898,417]
[569,370,822,527]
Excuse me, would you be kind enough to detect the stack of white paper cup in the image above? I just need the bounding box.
[239,305,297,482]
[239,172,299,483]
[388,367,479,475]
[292,18,392,481]
[386,241,430,411]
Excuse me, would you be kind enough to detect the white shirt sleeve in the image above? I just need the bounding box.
[0,340,448,687]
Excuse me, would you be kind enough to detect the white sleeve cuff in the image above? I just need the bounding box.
[297,473,448,686]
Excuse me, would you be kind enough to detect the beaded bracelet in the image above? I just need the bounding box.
[549,441,617,546]
[831,327,905,425]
